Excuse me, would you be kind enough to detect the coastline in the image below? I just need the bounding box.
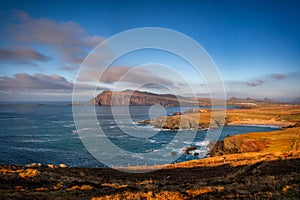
[1,104,300,198]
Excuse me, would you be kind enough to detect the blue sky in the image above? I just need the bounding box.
[0,0,299,101]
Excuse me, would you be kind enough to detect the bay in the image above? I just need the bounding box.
[0,102,279,167]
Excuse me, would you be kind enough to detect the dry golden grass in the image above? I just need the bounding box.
[225,104,300,127]
[91,190,187,200]
[18,169,40,178]
[101,183,129,189]
[186,186,224,197]
[67,184,94,191]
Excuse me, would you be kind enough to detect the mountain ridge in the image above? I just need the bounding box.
[90,90,282,107]
[90,90,200,107]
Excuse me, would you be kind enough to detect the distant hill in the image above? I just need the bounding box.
[90,90,200,107]
[227,97,280,105]
[293,97,300,104]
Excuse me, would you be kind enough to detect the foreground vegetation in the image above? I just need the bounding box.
[0,151,299,199]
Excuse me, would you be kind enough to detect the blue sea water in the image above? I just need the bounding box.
[0,102,279,167]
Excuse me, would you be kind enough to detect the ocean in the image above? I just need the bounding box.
[0,102,279,168]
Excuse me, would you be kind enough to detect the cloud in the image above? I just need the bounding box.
[102,66,175,86]
[78,66,175,86]
[0,72,111,93]
[271,73,288,80]
[140,83,169,90]
[60,66,79,72]
[6,10,103,64]
[246,80,264,87]
[0,48,48,62]
[0,73,73,91]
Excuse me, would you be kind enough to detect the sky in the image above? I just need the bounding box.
[0,0,299,102]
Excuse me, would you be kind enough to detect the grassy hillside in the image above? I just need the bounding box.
[145,104,300,130]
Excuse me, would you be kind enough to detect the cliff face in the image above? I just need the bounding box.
[209,136,266,156]
[91,90,198,107]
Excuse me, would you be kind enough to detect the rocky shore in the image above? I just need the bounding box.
[139,104,299,130]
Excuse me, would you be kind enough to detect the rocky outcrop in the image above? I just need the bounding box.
[150,115,218,130]
[209,136,266,156]
[183,146,197,154]
[91,90,198,107]
[224,136,265,153]
[139,108,221,130]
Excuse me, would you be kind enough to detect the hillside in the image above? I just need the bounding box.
[90,90,201,107]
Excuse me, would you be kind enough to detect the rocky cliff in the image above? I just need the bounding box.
[209,136,266,156]
[91,90,199,106]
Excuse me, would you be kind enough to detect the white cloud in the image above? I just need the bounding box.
[6,10,104,64]
[0,73,73,90]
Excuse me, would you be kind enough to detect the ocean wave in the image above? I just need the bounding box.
[0,117,25,120]
[193,149,208,154]
[145,148,158,153]
[131,154,145,159]
[195,141,210,146]
[63,124,75,128]
[183,141,192,145]
[12,146,57,152]
[77,128,91,132]
[107,135,129,139]
[22,139,46,143]
[152,128,172,131]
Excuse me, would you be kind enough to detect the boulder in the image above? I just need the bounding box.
[26,163,42,168]
[59,164,68,168]
[47,164,57,169]
[183,146,197,154]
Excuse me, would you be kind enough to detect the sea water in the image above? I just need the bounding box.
[0,102,279,167]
